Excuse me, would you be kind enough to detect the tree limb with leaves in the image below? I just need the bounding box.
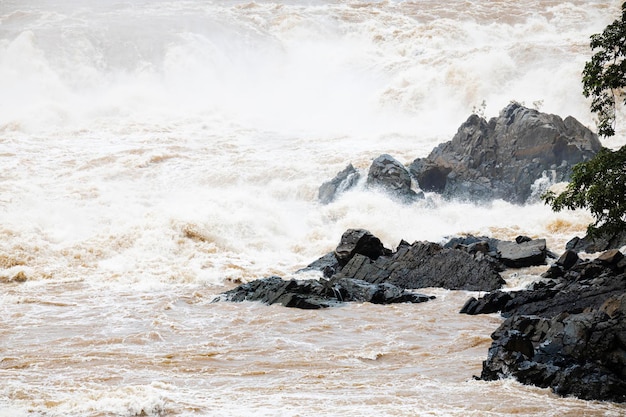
[544,3,626,237]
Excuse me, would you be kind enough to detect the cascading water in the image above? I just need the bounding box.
[1,1,625,416]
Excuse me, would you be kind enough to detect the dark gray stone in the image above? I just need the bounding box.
[409,103,601,204]
[318,164,360,204]
[367,154,423,202]
[480,296,626,402]
[212,275,433,309]
[334,240,505,291]
[497,239,547,268]
[565,230,626,253]
[465,245,626,401]
[334,229,391,267]
[556,250,580,270]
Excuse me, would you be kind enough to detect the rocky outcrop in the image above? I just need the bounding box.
[461,248,626,317]
[366,154,423,202]
[212,275,433,309]
[480,296,626,402]
[445,234,550,270]
[305,230,509,292]
[565,230,626,253]
[333,240,505,291]
[318,164,360,204]
[216,229,521,309]
[409,103,601,203]
[463,248,626,402]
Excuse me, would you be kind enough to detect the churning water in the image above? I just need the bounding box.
[1,1,625,415]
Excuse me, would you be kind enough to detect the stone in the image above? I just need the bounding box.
[334,228,391,267]
[466,248,626,401]
[565,230,626,253]
[366,154,423,202]
[480,301,626,402]
[297,252,339,278]
[409,103,601,204]
[497,239,547,268]
[597,249,624,265]
[556,250,579,270]
[334,240,505,291]
[212,275,433,309]
[318,163,360,204]
[460,291,513,315]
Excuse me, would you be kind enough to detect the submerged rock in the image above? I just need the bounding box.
[409,103,601,203]
[212,275,433,309]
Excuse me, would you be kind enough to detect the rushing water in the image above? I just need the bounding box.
[1,1,626,416]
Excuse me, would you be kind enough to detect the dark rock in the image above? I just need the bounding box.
[367,154,423,202]
[565,230,626,253]
[466,245,626,401]
[318,164,360,204]
[334,228,391,267]
[297,252,339,278]
[460,291,514,315]
[597,249,624,266]
[497,239,547,268]
[409,103,601,204]
[480,296,626,402]
[212,275,433,309]
[299,230,505,292]
[444,234,499,253]
[462,248,626,318]
[335,240,505,291]
[556,250,579,270]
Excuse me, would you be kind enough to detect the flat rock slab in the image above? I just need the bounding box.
[497,239,546,268]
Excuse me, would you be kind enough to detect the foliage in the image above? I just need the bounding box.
[581,3,626,138]
[543,146,626,237]
[544,3,626,237]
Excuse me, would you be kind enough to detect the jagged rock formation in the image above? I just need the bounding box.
[212,275,433,309]
[215,229,528,310]
[480,296,626,402]
[409,103,601,203]
[366,154,423,202]
[462,247,626,402]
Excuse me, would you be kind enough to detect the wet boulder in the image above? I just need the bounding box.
[466,249,626,402]
[566,229,626,253]
[212,275,433,309]
[367,154,423,202]
[461,249,626,318]
[334,240,505,291]
[480,296,626,402]
[409,103,601,203]
[334,228,391,267]
[318,163,360,204]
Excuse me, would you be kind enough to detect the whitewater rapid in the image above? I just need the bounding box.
[1,1,625,416]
